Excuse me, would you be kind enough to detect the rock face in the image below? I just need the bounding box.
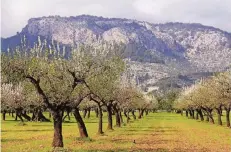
[2,15,231,91]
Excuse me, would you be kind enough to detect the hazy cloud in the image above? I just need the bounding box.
[1,0,231,37]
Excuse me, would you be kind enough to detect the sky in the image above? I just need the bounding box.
[1,0,231,37]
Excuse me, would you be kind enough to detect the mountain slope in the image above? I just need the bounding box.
[1,15,231,91]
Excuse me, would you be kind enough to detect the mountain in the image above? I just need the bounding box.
[1,15,231,92]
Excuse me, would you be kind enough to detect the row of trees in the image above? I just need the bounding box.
[174,71,231,127]
[1,40,158,148]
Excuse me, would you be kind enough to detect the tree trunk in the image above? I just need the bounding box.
[145,110,148,115]
[216,108,222,126]
[207,110,214,124]
[73,108,88,138]
[225,108,230,127]
[191,110,195,119]
[141,109,144,117]
[15,115,18,121]
[106,104,113,130]
[16,110,24,122]
[115,110,121,127]
[126,111,130,123]
[52,111,64,147]
[38,111,50,122]
[132,111,136,120]
[119,111,124,124]
[206,115,209,122]
[21,111,31,121]
[83,109,87,118]
[138,109,144,119]
[33,109,50,122]
[97,104,103,134]
[2,111,6,121]
[11,111,14,117]
[209,116,215,124]
[67,111,71,120]
[113,104,121,128]
[62,111,71,122]
[197,109,204,121]
[124,111,127,118]
[32,111,36,121]
[87,108,91,119]
[195,112,199,120]
[95,108,99,118]
[17,115,24,122]
[186,110,188,117]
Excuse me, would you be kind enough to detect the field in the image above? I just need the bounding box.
[1,112,230,152]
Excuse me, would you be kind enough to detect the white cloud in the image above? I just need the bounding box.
[1,0,231,37]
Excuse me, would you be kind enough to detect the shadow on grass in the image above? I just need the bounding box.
[124,126,177,132]
[1,138,28,142]
[2,129,53,132]
[71,147,208,152]
[63,121,99,124]
[75,137,94,142]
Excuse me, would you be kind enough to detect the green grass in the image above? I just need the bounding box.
[1,112,230,152]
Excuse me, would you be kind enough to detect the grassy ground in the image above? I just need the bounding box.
[1,112,230,152]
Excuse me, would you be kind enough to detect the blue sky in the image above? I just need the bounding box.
[1,0,231,37]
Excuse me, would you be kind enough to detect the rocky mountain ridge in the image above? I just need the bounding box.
[2,15,231,91]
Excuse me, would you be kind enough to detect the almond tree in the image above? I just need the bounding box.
[1,83,29,122]
[175,72,231,127]
[201,78,224,125]
[114,86,141,124]
[1,41,103,147]
[175,84,202,120]
[87,56,125,131]
[212,71,231,127]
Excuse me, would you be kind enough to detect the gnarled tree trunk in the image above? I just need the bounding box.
[87,108,91,119]
[145,110,148,115]
[225,108,230,127]
[138,109,144,119]
[132,110,136,120]
[119,111,123,124]
[189,110,195,119]
[97,103,103,134]
[216,107,222,126]
[21,111,31,121]
[11,111,14,118]
[115,110,121,127]
[106,104,113,130]
[95,108,99,118]
[113,105,121,127]
[207,109,214,124]
[2,110,6,121]
[52,110,64,147]
[126,111,131,123]
[197,109,204,121]
[195,112,199,120]
[32,109,50,122]
[49,112,52,119]
[15,109,24,122]
[186,110,188,117]
[73,108,88,138]
[83,109,87,118]
[62,110,71,122]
